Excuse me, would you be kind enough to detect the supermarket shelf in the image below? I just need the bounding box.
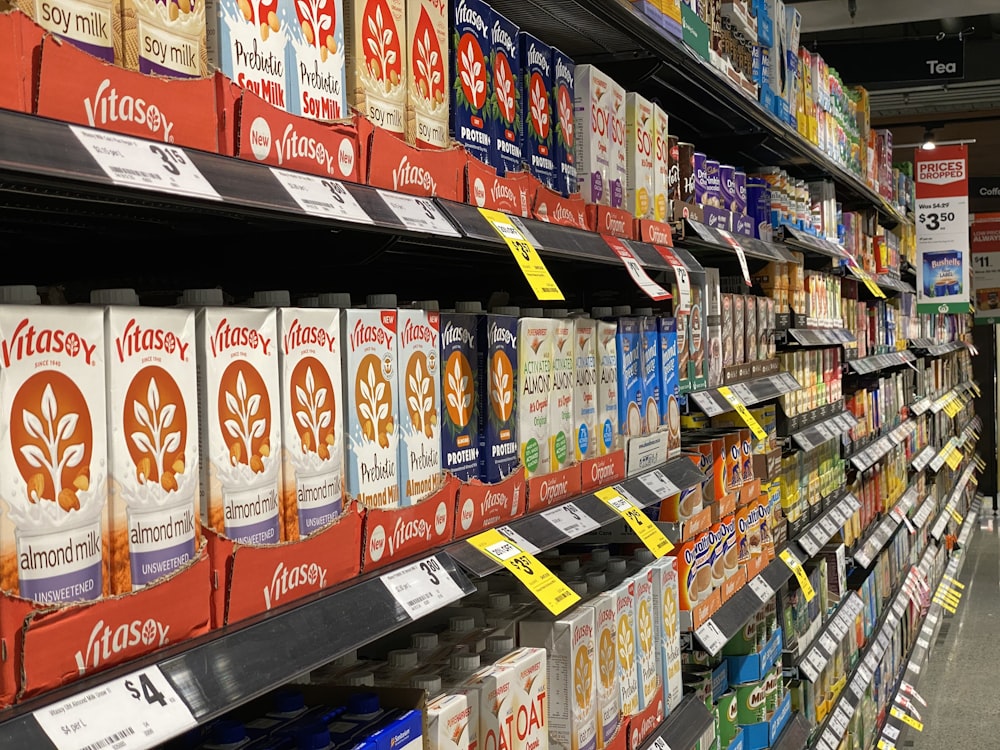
[930,462,979,541]
[844,349,917,376]
[770,712,812,750]
[446,457,706,577]
[845,421,915,473]
[788,411,857,454]
[910,446,937,473]
[778,399,846,436]
[0,552,475,747]
[909,395,933,415]
[914,340,968,357]
[782,328,856,347]
[795,492,862,559]
[876,275,916,295]
[789,593,866,682]
[778,224,850,261]
[688,373,802,417]
[852,483,923,569]
[679,218,799,264]
[640,694,715,750]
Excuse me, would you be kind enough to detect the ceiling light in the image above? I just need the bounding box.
[921,128,936,150]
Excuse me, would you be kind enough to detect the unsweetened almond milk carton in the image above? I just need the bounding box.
[397,305,442,504]
[0,287,110,603]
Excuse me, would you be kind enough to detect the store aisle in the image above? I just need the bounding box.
[907,510,1000,749]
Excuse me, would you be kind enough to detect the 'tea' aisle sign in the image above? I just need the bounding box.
[916,145,970,314]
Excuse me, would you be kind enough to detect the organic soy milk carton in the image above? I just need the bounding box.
[638,316,659,435]
[343,295,400,508]
[594,316,619,455]
[406,0,449,148]
[517,316,553,478]
[206,0,288,108]
[652,104,669,223]
[345,0,406,135]
[286,0,346,118]
[573,318,598,463]
[626,92,654,220]
[478,307,518,483]
[490,9,522,175]
[495,648,548,750]
[278,305,344,538]
[608,78,627,210]
[122,0,208,78]
[632,569,658,709]
[611,579,640,715]
[552,47,576,197]
[650,556,682,711]
[187,290,282,544]
[520,32,556,189]
[0,293,109,602]
[548,314,574,472]
[440,302,480,482]
[397,306,441,504]
[573,65,611,205]
[103,295,199,593]
[615,316,642,438]
[452,0,493,165]
[591,591,620,747]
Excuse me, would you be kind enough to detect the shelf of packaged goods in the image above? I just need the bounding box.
[851,483,923,569]
[876,275,916,295]
[678,219,800,264]
[910,446,937,473]
[788,411,858,454]
[778,398,846,436]
[770,713,813,750]
[914,340,970,358]
[794,492,862,560]
[927,425,979,476]
[687,373,802,417]
[445,457,706,577]
[843,350,917,376]
[788,593,867,683]
[0,552,475,748]
[845,420,917,473]
[639,694,715,750]
[781,328,857,348]
[778,225,851,262]
[930,461,980,542]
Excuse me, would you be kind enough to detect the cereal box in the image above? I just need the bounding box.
[287,0,347,118]
[573,64,612,205]
[625,92,654,220]
[591,591,621,747]
[122,0,208,78]
[397,308,442,505]
[517,316,553,478]
[633,569,659,709]
[549,316,574,472]
[520,32,557,189]
[573,318,598,463]
[452,0,493,165]
[478,309,518,483]
[440,305,480,482]
[552,47,576,197]
[406,0,449,147]
[608,78,627,210]
[490,9,522,174]
[345,0,406,134]
[206,0,288,108]
[595,320,619,456]
[615,317,642,438]
[652,104,669,223]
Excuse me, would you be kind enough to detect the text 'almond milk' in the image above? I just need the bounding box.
[0,294,109,603]
[573,318,598,463]
[517,316,553,478]
[406,0,449,147]
[591,591,620,748]
[104,296,199,593]
[191,292,282,544]
[287,0,346,119]
[343,297,400,508]
[398,307,441,504]
[206,0,288,108]
[594,318,619,455]
[278,306,344,538]
[549,315,574,473]
[345,0,406,134]
[496,647,548,750]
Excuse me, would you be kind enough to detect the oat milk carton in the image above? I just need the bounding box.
[496,648,548,750]
[206,0,288,109]
[466,663,517,750]
[625,92,654,220]
[608,79,627,210]
[552,47,576,197]
[122,0,208,78]
[548,314,574,472]
[287,0,346,118]
[398,306,441,504]
[343,295,400,508]
[188,290,282,545]
[278,304,344,538]
[517,315,553,478]
[478,307,518,483]
[345,0,406,135]
[591,591,620,747]
[427,693,473,750]
[519,608,597,750]
[573,65,611,205]
[406,0,449,147]
[9,0,118,64]
[615,315,642,438]
[440,302,480,482]
[490,9,522,175]
[632,569,658,709]
[451,0,493,165]
[573,318,598,463]
[520,32,556,189]
[650,556,682,712]
[102,292,199,593]
[0,291,109,603]
[652,104,669,223]
[594,315,619,456]
[611,579,640,716]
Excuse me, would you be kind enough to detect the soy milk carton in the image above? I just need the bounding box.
[520,32,557,189]
[650,556,682,711]
[478,308,518,483]
[122,0,208,78]
[632,569,658,709]
[595,318,619,455]
[188,291,282,544]
[591,592,620,747]
[490,10,522,175]
[8,0,118,64]
[573,65,611,205]
[278,306,344,538]
[611,579,640,715]
[451,0,493,165]
[495,648,548,750]
[608,79,627,209]
[0,295,109,602]
[625,92,654,220]
[345,0,406,135]
[397,307,441,504]
[615,317,642,438]
[517,316,553,478]
[287,0,347,118]
[573,318,598,463]
[440,303,480,482]
[552,48,576,197]
[206,0,289,108]
[343,296,400,508]
[549,316,574,472]
[406,0,449,148]
[103,297,199,593]
[652,104,670,223]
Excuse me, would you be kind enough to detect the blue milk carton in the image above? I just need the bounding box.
[439,303,481,481]
[490,10,523,175]
[451,0,493,166]
[658,317,680,457]
[552,47,577,197]
[478,308,519,483]
[520,32,557,189]
[638,315,660,435]
[615,316,642,438]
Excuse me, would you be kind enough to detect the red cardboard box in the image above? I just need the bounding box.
[627,683,665,749]
[526,464,583,511]
[533,186,588,230]
[580,451,626,493]
[453,470,526,538]
[0,11,42,113]
[466,159,539,218]
[363,124,467,201]
[635,218,675,246]
[586,204,636,239]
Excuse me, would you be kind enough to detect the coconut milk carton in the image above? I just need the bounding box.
[517,317,553,478]
[611,579,640,716]
[478,309,518,483]
[406,0,449,147]
[591,591,620,748]
[608,78,627,210]
[615,317,642,438]
[343,298,400,508]
[520,32,556,189]
[0,299,109,602]
[440,305,480,482]
[626,92,654,220]
[652,104,669,223]
[398,307,441,504]
[345,0,406,135]
[573,65,611,205]
[105,302,199,593]
[573,318,598,463]
[122,0,208,78]
[451,0,493,165]
[490,9,522,174]
[650,556,682,712]
[495,648,548,750]
[278,307,344,538]
[552,47,576,197]
[595,320,619,455]
[638,316,659,436]
[286,0,347,118]
[206,0,288,108]
[549,317,574,472]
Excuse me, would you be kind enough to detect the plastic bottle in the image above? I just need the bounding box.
[586,571,607,593]
[202,720,252,749]
[295,724,334,750]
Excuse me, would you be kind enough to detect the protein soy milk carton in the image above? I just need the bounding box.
[206,0,289,109]
[626,92,654,220]
[286,0,347,119]
[278,306,344,539]
[406,0,449,148]
[591,591,620,748]
[440,302,480,482]
[122,0,208,78]
[632,569,659,709]
[343,295,400,508]
[573,65,612,205]
[187,290,282,545]
[345,0,406,135]
[548,314,574,472]
[594,316,619,456]
[652,104,670,223]
[451,0,493,165]
[611,579,640,716]
[490,9,522,175]
[496,648,548,750]
[552,47,576,197]
[650,556,682,711]
[0,293,110,603]
[478,307,518,483]
[517,315,553,479]
[520,32,557,189]
[608,78,627,210]
[397,306,442,505]
[573,317,598,463]
[102,295,199,593]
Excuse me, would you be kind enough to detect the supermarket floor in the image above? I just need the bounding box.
[907,504,1000,749]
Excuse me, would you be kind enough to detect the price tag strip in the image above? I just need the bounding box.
[497,525,541,554]
[467,529,580,614]
[480,208,564,300]
[378,190,461,236]
[716,387,767,440]
[595,487,674,556]
[748,575,776,602]
[604,236,672,301]
[780,548,816,601]
[381,555,467,619]
[889,707,924,732]
[270,168,373,224]
[694,618,727,656]
[33,666,197,750]
[541,502,601,538]
[638,469,680,499]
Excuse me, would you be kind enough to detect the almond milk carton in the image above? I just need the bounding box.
[206,0,289,109]
[496,648,548,750]
[101,291,199,593]
[398,305,442,505]
[608,79,627,210]
[615,315,642,438]
[345,0,406,135]
[343,295,400,508]
[406,0,449,147]
[594,314,619,456]
[652,104,669,223]
[187,289,282,545]
[573,317,598,463]
[611,579,640,715]
[591,591,621,748]
[122,0,208,78]
[632,569,659,709]
[278,304,344,538]
[548,314,574,472]
[465,662,517,750]
[650,556,682,711]
[0,290,109,602]
[573,65,611,205]
[517,316,553,478]
[427,693,473,750]
[287,0,347,118]
[625,92,654,220]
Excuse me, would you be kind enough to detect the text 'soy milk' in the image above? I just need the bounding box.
[591,591,621,747]
[122,0,208,78]
[573,318,598,463]
[478,309,518,483]
[615,317,642,438]
[517,317,553,478]
[406,0,449,147]
[638,316,659,435]
[650,556,682,711]
[625,92,654,220]
[552,47,576,197]
[286,0,347,118]
[451,0,493,165]
[495,647,549,750]
[652,104,669,223]
[490,9,522,175]
[105,301,199,593]
[608,78,627,209]
[611,578,640,716]
[343,298,400,508]
[344,0,406,135]
[549,316,574,472]
[595,320,619,455]
[520,32,556,189]
[9,0,119,64]
[573,64,611,205]
[632,569,658,709]
[397,307,441,504]
[440,305,480,482]
[206,0,288,108]
[0,298,109,602]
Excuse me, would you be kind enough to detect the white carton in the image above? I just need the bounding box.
[573,64,612,206]
[105,305,199,593]
[611,579,640,716]
[595,321,619,456]
[496,647,548,750]
[344,0,407,134]
[465,662,517,750]
[397,308,442,505]
[572,318,598,463]
[205,0,289,109]
[625,92,654,220]
[288,0,347,119]
[406,0,450,147]
[549,317,574,473]
[278,307,344,538]
[652,104,669,223]
[608,78,627,210]
[427,693,474,750]
[650,556,683,712]
[591,591,621,748]
[632,569,659,710]
[0,302,109,603]
[342,304,400,508]
[517,317,553,478]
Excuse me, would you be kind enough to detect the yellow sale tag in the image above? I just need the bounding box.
[595,487,675,557]
[779,548,815,602]
[847,263,887,298]
[949,505,964,523]
[972,383,982,397]
[934,597,958,614]
[945,399,962,418]
[878,740,896,750]
[479,208,565,301]
[467,529,579,614]
[943,575,965,589]
[890,708,924,732]
[717,386,767,441]
[937,588,961,607]
[946,449,962,471]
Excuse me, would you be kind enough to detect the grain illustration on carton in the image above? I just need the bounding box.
[549,316,574,472]
[344,0,406,134]
[573,318,598,463]
[496,648,548,750]
[552,47,576,197]
[427,693,472,750]
[206,0,288,108]
[592,592,620,748]
[651,556,682,712]
[406,0,449,147]
[489,10,521,174]
[467,663,516,750]
[612,580,640,716]
[633,569,658,709]
[0,306,110,602]
[520,32,556,189]
[286,0,347,119]
[106,308,199,593]
[451,0,493,165]
[122,0,208,78]
[517,317,553,478]
[397,308,441,504]
[478,310,518,483]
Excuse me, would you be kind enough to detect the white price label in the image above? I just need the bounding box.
[696,619,727,655]
[816,423,835,439]
[830,708,848,735]
[797,434,816,452]
[807,650,827,674]
[651,737,672,750]
[607,238,672,301]
[799,534,820,558]
[800,659,819,683]
[917,638,930,650]
[820,633,838,654]
[731,382,755,403]
[748,575,776,601]
[485,539,522,561]
[883,724,900,741]
[72,126,221,201]
[271,168,373,224]
[857,665,873,686]
[33,666,196,750]
[718,230,752,287]
[542,502,600,538]
[691,391,725,417]
[820,517,839,538]
[639,470,680,499]
[381,555,466,619]
[378,190,460,236]
[830,618,848,641]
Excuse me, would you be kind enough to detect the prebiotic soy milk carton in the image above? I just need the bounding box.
[406,0,449,147]
[0,291,110,603]
[632,569,659,709]
[573,65,612,205]
[206,0,289,109]
[440,302,480,482]
[188,290,283,545]
[478,307,518,483]
[102,293,199,593]
[652,104,670,223]
[287,0,347,119]
[548,314,574,472]
[594,315,619,455]
[495,648,548,750]
[397,306,441,504]
[345,0,407,135]
[573,318,598,463]
[626,92,654,220]
[343,295,400,508]
[608,78,627,210]
[591,591,621,747]
[517,315,553,478]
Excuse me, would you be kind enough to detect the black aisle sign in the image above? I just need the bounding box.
[817,38,964,85]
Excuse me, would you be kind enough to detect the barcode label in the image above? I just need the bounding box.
[82,727,136,750]
[110,166,162,182]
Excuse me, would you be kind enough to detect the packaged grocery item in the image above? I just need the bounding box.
[495,648,548,750]
[615,315,641,438]
[520,32,556,189]
[440,302,481,482]
[478,307,519,483]
[573,64,612,205]
[687,285,706,390]
[657,317,680,455]
[397,306,441,505]
[345,0,406,134]
[610,579,640,715]
[671,530,712,611]
[122,0,208,77]
[573,317,598,462]
[633,569,658,709]
[591,590,620,747]
[548,313,574,472]
[652,104,669,223]
[517,315,553,478]
[626,92,654,220]
[650,556,682,711]
[284,0,346,119]
[593,314,619,455]
[406,0,449,147]
[489,9,521,175]
[638,315,659,435]
[206,0,288,108]
[552,48,577,197]
[464,662,516,750]
[451,0,493,165]
[608,78,627,210]
[426,693,472,750]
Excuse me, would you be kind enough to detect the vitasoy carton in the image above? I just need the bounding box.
[478,308,518,483]
[552,47,576,197]
[9,0,118,64]
[345,0,406,135]
[440,303,480,482]
[206,0,289,108]
[626,92,654,220]
[397,307,442,505]
[490,9,522,175]
[104,298,199,593]
[0,295,109,602]
[406,0,449,148]
[652,104,669,223]
[122,0,208,78]
[520,32,556,189]
[573,318,598,463]
[517,316,553,479]
[343,296,400,508]
[632,568,659,710]
[650,556,682,711]
[611,579,640,715]
[451,0,493,165]
[287,0,347,119]
[549,315,574,473]
[573,65,611,205]
[591,591,621,747]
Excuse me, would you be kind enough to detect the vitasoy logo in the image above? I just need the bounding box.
[248,116,355,178]
[75,618,170,674]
